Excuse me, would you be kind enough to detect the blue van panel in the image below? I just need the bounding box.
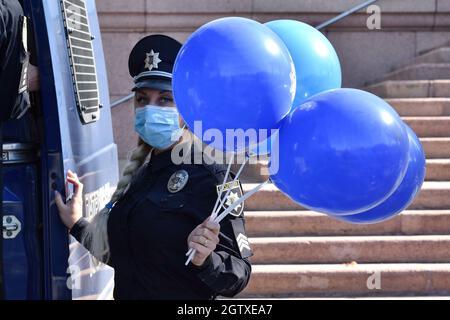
[1,0,120,299]
[40,0,119,299]
[2,164,42,299]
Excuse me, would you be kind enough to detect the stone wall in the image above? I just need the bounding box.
[95,0,450,163]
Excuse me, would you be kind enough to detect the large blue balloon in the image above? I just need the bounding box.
[249,129,279,156]
[265,20,341,108]
[173,17,296,153]
[270,88,410,215]
[335,126,426,224]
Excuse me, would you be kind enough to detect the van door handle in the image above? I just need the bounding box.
[2,215,22,239]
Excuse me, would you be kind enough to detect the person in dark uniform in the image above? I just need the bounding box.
[1,0,39,299]
[54,34,253,300]
[0,0,39,121]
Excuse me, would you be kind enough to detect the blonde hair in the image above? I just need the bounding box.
[81,130,197,265]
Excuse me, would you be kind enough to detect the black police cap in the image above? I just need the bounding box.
[128,34,182,91]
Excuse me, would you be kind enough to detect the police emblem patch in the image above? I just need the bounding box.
[216,180,244,217]
[144,49,162,71]
[167,170,189,193]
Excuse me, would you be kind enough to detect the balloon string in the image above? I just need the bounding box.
[185,153,234,257]
[211,154,249,221]
[185,153,249,258]
[185,179,267,266]
[214,179,267,223]
[210,153,236,221]
[185,152,249,261]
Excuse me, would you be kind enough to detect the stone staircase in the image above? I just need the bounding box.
[237,46,450,298]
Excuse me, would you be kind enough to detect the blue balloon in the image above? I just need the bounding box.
[173,17,296,152]
[249,129,279,156]
[335,126,426,224]
[270,88,410,215]
[265,20,341,108]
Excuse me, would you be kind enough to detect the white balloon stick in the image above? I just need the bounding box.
[185,180,268,266]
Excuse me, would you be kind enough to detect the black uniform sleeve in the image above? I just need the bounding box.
[69,166,149,266]
[0,0,30,121]
[188,166,253,297]
[69,217,112,265]
[192,215,252,297]
[69,217,90,243]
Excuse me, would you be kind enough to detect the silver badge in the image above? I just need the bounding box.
[216,180,244,217]
[144,50,162,71]
[167,170,189,193]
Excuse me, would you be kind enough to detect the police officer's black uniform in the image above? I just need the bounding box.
[0,0,30,121]
[69,35,253,300]
[1,0,31,299]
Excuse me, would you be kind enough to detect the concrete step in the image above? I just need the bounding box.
[383,63,450,81]
[403,117,450,137]
[387,98,450,116]
[245,210,450,237]
[421,138,450,159]
[240,158,449,182]
[239,263,450,298]
[427,159,450,180]
[365,80,450,99]
[243,182,450,211]
[228,296,450,300]
[413,47,450,65]
[249,235,450,264]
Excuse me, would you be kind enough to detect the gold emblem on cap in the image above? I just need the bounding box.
[144,50,162,71]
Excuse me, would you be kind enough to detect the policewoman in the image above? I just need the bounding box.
[54,35,253,300]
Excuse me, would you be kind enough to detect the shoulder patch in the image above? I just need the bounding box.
[216,179,244,217]
[230,218,253,259]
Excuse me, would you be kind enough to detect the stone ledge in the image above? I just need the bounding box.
[96,0,450,32]
[252,0,448,13]
[245,210,450,237]
[96,0,450,14]
[96,0,146,13]
[249,235,450,264]
[240,263,450,297]
[98,12,450,32]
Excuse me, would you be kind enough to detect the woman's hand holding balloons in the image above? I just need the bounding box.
[187,217,221,267]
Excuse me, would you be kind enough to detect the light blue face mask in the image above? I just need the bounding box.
[134,105,184,150]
